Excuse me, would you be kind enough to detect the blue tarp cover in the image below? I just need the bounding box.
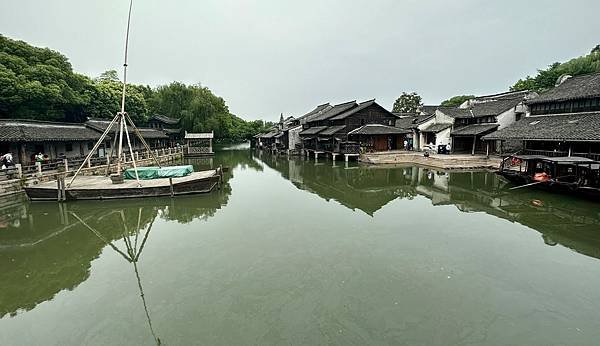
[124,165,194,180]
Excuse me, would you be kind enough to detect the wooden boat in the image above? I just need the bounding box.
[23,1,225,203]
[24,168,222,201]
[497,154,600,200]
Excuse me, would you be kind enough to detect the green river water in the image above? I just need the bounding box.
[1,146,600,345]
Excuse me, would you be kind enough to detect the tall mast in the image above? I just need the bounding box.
[117,0,134,177]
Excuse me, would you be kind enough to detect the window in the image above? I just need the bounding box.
[66,143,73,151]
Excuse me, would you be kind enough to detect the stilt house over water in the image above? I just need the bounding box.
[483,72,600,159]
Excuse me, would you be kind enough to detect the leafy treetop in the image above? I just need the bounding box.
[392,92,423,113]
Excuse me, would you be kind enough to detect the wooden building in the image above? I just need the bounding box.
[184,131,214,157]
[427,90,533,154]
[484,72,600,159]
[298,99,398,158]
[0,118,170,165]
[86,118,169,149]
[0,119,108,164]
[148,115,182,146]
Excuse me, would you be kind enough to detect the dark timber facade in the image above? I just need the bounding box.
[484,72,600,160]
[298,100,398,160]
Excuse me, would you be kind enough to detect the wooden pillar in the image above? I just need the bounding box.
[35,161,42,176]
[64,158,69,172]
[471,136,476,156]
[486,142,490,157]
[568,144,572,157]
[19,143,27,165]
[15,164,22,178]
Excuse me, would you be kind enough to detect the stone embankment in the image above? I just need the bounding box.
[360,151,502,170]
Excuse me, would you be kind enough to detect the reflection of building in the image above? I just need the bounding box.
[257,154,600,259]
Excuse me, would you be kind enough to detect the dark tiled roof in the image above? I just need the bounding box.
[308,101,357,122]
[85,119,168,139]
[0,119,104,142]
[299,126,328,135]
[150,114,180,125]
[330,99,378,120]
[438,97,523,119]
[418,105,439,115]
[395,115,434,130]
[136,128,170,139]
[319,125,347,136]
[164,128,182,134]
[260,130,279,139]
[474,90,530,101]
[528,73,600,105]
[297,103,332,122]
[348,124,410,136]
[483,112,600,141]
[450,123,499,136]
[421,123,452,133]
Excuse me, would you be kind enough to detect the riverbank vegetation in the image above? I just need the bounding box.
[511,45,600,92]
[0,35,270,141]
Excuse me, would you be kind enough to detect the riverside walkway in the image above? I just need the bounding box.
[361,150,503,170]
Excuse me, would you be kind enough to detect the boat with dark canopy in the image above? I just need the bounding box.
[498,154,600,200]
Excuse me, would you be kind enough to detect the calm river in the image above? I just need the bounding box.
[1,146,600,345]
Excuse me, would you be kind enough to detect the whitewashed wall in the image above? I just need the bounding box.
[288,125,303,150]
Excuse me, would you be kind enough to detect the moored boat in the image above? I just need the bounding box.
[498,154,600,200]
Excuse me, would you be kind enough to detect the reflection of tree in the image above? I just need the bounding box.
[0,190,231,318]
[71,209,162,345]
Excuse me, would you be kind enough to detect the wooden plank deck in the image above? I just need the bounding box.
[32,170,217,190]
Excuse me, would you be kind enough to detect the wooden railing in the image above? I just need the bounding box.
[0,145,186,182]
[523,149,600,161]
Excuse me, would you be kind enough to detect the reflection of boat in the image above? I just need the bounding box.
[71,209,162,345]
[0,175,232,319]
[498,155,600,200]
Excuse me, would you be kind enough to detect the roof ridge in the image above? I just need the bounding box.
[0,118,87,126]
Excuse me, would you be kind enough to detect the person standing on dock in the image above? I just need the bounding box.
[1,152,14,169]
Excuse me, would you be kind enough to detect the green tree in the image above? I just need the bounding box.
[97,69,119,82]
[440,95,475,107]
[0,35,90,121]
[511,46,600,92]
[392,92,423,113]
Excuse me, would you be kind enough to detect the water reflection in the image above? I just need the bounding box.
[0,147,265,321]
[0,179,231,320]
[257,153,600,260]
[71,208,161,345]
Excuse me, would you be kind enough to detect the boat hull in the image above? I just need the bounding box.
[24,171,221,201]
[497,171,600,201]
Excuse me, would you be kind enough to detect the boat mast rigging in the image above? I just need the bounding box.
[67,0,161,188]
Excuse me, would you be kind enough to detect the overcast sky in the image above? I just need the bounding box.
[1,0,599,121]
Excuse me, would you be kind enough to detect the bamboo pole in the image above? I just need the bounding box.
[124,113,162,168]
[67,115,119,187]
[123,118,141,186]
